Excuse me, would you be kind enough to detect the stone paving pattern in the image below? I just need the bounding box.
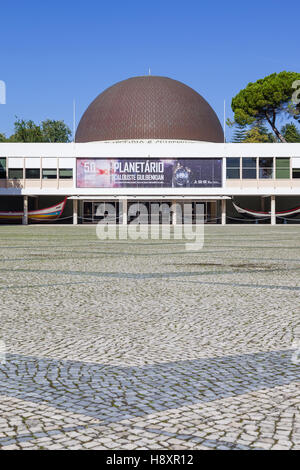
[0,225,299,450]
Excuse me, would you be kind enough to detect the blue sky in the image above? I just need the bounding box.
[0,0,299,140]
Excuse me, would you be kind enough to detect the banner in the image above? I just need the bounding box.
[76,158,222,188]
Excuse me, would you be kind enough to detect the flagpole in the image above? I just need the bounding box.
[73,99,76,142]
[223,99,226,143]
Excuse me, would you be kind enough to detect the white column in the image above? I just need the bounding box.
[172,200,177,225]
[22,196,28,225]
[211,201,217,223]
[122,198,127,225]
[73,199,78,225]
[271,195,276,225]
[221,199,226,225]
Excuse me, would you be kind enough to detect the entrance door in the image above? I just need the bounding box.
[83,201,119,224]
[173,201,217,224]
[94,201,119,224]
[127,201,173,224]
[83,201,92,223]
[128,201,150,224]
[175,201,204,224]
[149,201,172,224]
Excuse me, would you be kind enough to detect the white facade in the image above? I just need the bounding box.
[1,140,300,197]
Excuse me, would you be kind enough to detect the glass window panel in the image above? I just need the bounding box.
[276,158,290,168]
[276,158,290,179]
[226,168,240,179]
[8,168,23,179]
[259,158,273,179]
[243,157,256,168]
[242,168,257,179]
[292,169,300,179]
[276,169,290,178]
[276,158,290,178]
[59,168,73,178]
[227,158,240,168]
[42,169,57,179]
[259,168,273,179]
[0,158,6,178]
[26,168,40,179]
[259,158,273,168]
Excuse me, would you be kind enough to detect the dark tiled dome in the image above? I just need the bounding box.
[75,76,224,143]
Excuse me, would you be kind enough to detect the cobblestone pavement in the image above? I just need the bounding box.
[0,225,299,450]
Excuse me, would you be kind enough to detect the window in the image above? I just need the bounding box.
[42,168,57,179]
[26,168,40,179]
[276,158,290,178]
[59,168,73,179]
[8,168,23,179]
[0,158,6,179]
[292,169,300,179]
[226,158,240,179]
[259,158,273,179]
[242,157,257,179]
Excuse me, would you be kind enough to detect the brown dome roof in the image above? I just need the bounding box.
[75,76,224,143]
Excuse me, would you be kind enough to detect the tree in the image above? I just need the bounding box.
[8,118,72,143]
[9,118,44,142]
[227,118,276,143]
[41,119,72,143]
[231,71,300,142]
[243,125,276,143]
[0,133,6,142]
[281,123,300,143]
[231,124,248,143]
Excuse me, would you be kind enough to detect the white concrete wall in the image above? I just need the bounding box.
[0,140,300,197]
[0,140,300,158]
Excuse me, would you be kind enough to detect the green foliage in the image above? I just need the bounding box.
[281,123,300,142]
[231,124,248,142]
[5,118,72,143]
[243,125,276,143]
[9,118,44,142]
[0,133,7,142]
[41,119,72,143]
[231,71,300,142]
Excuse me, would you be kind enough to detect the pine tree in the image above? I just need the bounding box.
[231,124,248,142]
[281,123,300,142]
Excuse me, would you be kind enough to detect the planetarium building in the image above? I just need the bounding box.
[0,75,300,224]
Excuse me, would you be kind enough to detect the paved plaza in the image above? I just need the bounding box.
[0,225,299,450]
